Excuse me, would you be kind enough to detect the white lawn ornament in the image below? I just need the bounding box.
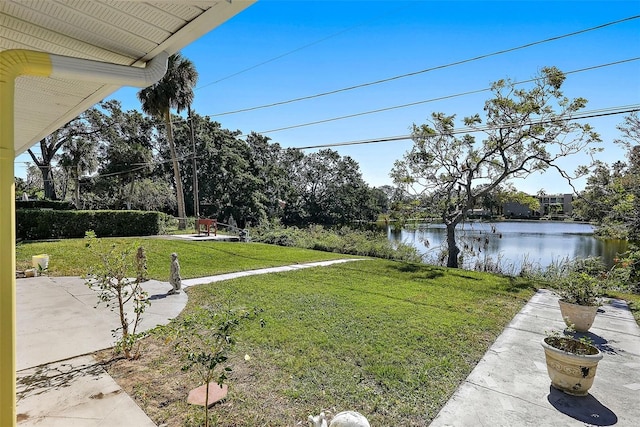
[308,411,371,427]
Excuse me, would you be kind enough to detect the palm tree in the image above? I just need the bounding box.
[138,53,198,229]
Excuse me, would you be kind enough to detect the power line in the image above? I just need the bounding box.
[292,105,640,150]
[17,151,201,180]
[257,88,491,135]
[95,165,148,178]
[20,62,637,175]
[207,15,640,117]
[76,153,200,180]
[196,3,412,91]
[19,107,639,180]
[253,57,640,135]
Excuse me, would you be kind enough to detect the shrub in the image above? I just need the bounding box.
[555,272,603,306]
[15,200,75,210]
[251,221,421,262]
[526,256,619,302]
[16,209,170,240]
[572,257,607,277]
[610,248,640,294]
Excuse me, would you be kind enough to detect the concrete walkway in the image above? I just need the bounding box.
[16,259,361,426]
[181,258,363,288]
[430,289,640,427]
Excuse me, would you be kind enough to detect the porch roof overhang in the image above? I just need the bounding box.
[1,0,256,156]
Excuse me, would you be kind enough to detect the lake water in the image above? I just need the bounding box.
[387,221,628,273]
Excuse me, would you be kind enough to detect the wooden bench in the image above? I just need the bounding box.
[196,218,217,236]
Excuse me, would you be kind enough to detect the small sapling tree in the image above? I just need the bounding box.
[84,231,150,359]
[160,305,263,427]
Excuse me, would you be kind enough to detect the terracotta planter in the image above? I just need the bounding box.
[558,300,599,332]
[541,336,603,396]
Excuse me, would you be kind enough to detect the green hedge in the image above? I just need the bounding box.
[16,209,172,240]
[16,200,75,210]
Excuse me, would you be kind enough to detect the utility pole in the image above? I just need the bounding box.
[188,106,199,218]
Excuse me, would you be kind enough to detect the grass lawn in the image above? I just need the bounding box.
[15,237,356,280]
[98,258,536,427]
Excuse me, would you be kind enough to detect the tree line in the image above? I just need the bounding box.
[16,52,386,229]
[572,113,640,239]
[15,100,387,229]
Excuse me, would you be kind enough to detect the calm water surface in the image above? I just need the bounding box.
[388,221,627,272]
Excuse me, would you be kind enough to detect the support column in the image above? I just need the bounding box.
[0,50,52,427]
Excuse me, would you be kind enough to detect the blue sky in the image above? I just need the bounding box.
[16,0,640,195]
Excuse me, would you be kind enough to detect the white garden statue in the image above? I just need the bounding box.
[167,252,181,295]
[308,411,370,427]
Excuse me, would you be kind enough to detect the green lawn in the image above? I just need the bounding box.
[16,237,537,425]
[15,237,357,280]
[113,258,536,426]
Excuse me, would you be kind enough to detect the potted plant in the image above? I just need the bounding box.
[541,332,603,396]
[554,271,604,332]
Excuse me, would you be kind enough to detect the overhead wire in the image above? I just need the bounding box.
[69,153,201,181]
[57,17,639,145]
[49,104,640,180]
[56,75,638,178]
[251,57,640,135]
[207,15,640,117]
[17,56,639,176]
[16,16,639,179]
[292,105,640,150]
[195,3,412,91]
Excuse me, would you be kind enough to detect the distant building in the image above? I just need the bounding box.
[539,193,573,217]
[503,193,573,219]
[503,201,534,218]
